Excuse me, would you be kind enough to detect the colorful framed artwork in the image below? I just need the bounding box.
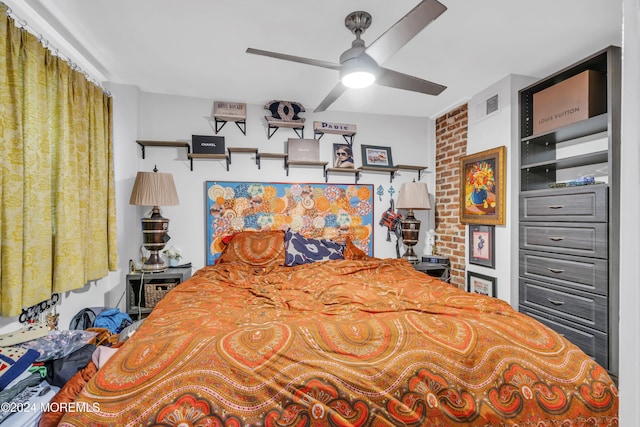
[459,146,506,225]
[361,145,393,168]
[466,271,496,297]
[468,224,495,268]
[333,143,355,168]
[205,181,374,265]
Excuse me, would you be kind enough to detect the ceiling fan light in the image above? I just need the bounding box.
[341,70,376,89]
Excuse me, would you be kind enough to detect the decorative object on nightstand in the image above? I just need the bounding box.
[129,167,179,272]
[396,180,431,263]
[426,229,436,255]
[162,246,182,267]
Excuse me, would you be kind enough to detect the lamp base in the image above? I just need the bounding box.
[141,250,167,273]
[401,246,420,264]
[400,209,421,264]
[140,206,171,273]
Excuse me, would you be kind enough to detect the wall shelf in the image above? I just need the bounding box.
[395,164,428,180]
[360,166,399,182]
[256,152,287,169]
[265,118,305,139]
[205,115,247,136]
[313,121,357,145]
[187,153,229,171]
[325,167,361,183]
[136,140,190,159]
[137,141,427,185]
[285,160,327,176]
[227,147,258,167]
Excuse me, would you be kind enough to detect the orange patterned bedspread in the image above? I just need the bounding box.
[60,259,618,426]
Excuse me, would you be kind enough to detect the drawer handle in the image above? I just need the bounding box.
[547,298,565,306]
[548,205,564,209]
[548,268,565,274]
[548,236,565,241]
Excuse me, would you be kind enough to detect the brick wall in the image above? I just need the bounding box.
[434,104,468,289]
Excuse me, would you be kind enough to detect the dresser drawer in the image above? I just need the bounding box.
[520,185,607,222]
[520,250,608,295]
[519,306,608,368]
[520,222,607,258]
[519,278,607,332]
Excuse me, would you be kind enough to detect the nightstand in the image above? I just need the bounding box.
[413,260,450,283]
[126,267,192,319]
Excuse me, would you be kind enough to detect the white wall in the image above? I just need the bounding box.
[466,74,536,306]
[619,0,640,422]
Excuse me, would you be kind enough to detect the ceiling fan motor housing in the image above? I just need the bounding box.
[345,11,372,35]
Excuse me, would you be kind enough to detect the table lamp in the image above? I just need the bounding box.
[396,180,432,263]
[129,167,179,272]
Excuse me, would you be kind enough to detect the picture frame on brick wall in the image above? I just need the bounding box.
[459,146,506,225]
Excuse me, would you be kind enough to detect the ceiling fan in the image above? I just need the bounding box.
[246,0,448,112]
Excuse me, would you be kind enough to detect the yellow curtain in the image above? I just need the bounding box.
[0,4,117,317]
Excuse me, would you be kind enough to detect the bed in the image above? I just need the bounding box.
[59,229,618,426]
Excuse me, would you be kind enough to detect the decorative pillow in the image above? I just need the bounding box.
[343,237,373,260]
[284,230,344,266]
[216,231,285,267]
[264,100,305,122]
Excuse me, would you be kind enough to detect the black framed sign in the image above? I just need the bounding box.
[468,224,495,268]
[466,271,496,297]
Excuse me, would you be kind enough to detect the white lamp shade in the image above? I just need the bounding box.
[129,171,179,206]
[396,181,431,210]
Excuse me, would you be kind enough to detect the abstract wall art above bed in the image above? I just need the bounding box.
[205,181,374,265]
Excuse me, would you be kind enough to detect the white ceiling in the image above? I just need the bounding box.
[7,0,622,118]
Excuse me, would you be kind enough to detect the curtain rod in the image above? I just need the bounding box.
[2,1,111,96]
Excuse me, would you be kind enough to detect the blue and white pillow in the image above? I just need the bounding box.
[284,230,344,266]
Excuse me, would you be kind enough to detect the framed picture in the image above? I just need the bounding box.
[468,224,495,268]
[361,145,393,168]
[333,143,355,168]
[466,271,496,297]
[459,146,506,225]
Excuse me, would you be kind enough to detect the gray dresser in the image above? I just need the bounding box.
[518,185,609,367]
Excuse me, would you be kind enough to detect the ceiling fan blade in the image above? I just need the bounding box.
[314,83,348,112]
[377,67,446,96]
[364,0,447,65]
[246,48,341,71]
